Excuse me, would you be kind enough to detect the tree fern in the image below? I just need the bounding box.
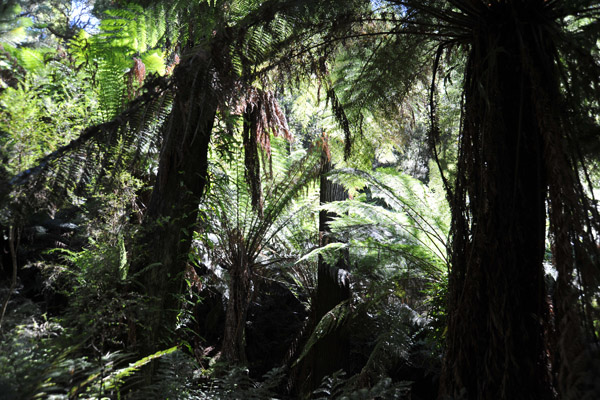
[303,166,449,280]
[71,3,172,121]
[0,3,179,222]
[373,2,600,398]
[287,166,448,396]
[4,74,172,217]
[196,133,322,363]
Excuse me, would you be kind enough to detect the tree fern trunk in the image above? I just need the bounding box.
[129,52,217,364]
[312,157,350,389]
[221,232,253,364]
[442,3,553,399]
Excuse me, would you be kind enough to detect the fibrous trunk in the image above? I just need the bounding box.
[312,157,350,388]
[130,51,217,361]
[221,231,253,364]
[442,3,553,399]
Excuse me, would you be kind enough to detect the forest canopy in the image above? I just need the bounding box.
[1,1,600,399]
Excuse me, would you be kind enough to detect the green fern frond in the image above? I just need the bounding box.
[313,372,409,400]
[194,365,286,400]
[5,75,172,215]
[69,346,178,397]
[202,133,322,274]
[312,369,348,399]
[293,300,351,367]
[69,3,174,121]
[301,167,449,283]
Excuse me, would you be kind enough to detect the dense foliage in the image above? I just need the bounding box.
[1,1,600,399]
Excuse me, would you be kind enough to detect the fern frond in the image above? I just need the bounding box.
[5,75,172,215]
[202,134,322,275]
[293,300,351,367]
[326,86,352,160]
[69,346,178,398]
[300,167,449,285]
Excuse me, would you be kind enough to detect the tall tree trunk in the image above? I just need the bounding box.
[312,157,350,389]
[129,52,217,360]
[442,4,553,399]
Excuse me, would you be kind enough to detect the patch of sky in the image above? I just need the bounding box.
[370,0,407,16]
[70,0,99,33]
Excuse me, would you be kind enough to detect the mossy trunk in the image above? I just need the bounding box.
[442,3,554,399]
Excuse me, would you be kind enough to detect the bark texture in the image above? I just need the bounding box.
[312,158,350,388]
[442,3,554,399]
[130,50,218,359]
[221,230,253,364]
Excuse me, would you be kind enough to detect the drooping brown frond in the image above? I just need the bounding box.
[127,57,147,100]
[315,132,332,164]
[132,57,146,84]
[235,86,293,154]
[261,89,293,144]
[533,54,600,398]
[235,86,294,215]
[243,98,264,216]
